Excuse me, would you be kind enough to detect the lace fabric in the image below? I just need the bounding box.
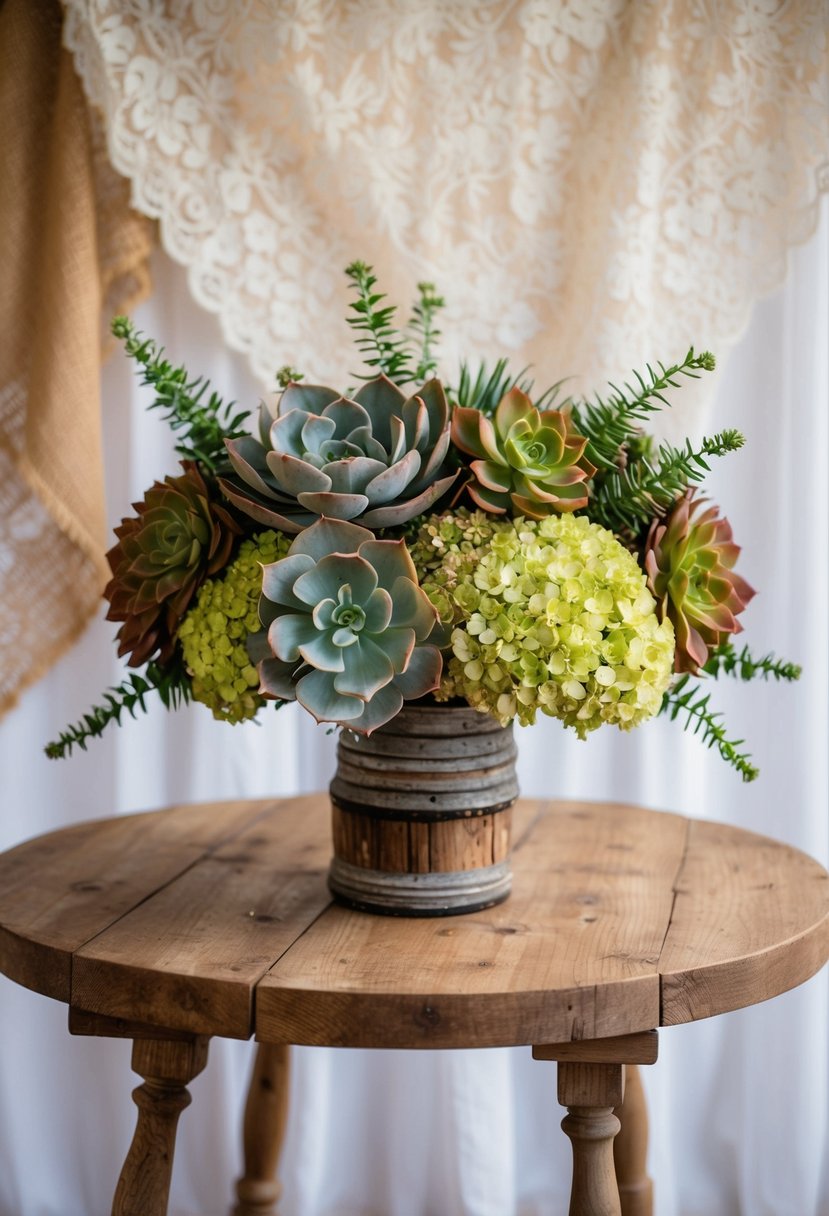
[64,0,828,429]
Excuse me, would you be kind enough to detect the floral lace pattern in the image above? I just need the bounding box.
[64,0,828,426]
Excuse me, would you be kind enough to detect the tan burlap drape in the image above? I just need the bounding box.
[0,0,154,717]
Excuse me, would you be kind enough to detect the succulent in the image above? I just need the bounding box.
[219,375,457,532]
[644,492,756,674]
[178,530,292,723]
[254,518,442,732]
[104,461,241,667]
[451,388,595,516]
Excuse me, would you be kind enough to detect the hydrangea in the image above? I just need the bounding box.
[177,530,291,722]
[410,509,674,735]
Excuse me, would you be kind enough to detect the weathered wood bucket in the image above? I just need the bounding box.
[328,704,519,916]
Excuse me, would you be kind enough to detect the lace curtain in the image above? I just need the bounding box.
[64,0,828,410]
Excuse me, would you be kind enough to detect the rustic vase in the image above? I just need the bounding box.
[328,703,519,916]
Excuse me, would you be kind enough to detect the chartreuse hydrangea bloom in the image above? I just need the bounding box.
[178,530,291,722]
[409,509,674,735]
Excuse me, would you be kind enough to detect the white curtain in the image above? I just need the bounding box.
[0,200,826,1216]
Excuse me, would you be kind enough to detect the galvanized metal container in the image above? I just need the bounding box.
[328,704,519,915]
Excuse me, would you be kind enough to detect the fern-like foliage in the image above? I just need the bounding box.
[345,261,414,382]
[408,281,445,381]
[44,661,193,760]
[659,675,759,782]
[589,429,745,534]
[703,642,801,683]
[112,317,250,473]
[570,348,716,474]
[450,358,566,417]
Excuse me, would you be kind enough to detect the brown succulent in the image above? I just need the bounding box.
[104,461,242,667]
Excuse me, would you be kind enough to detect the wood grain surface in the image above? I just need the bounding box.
[659,818,829,1024]
[71,795,331,1038]
[0,796,826,1049]
[0,799,275,1001]
[257,801,686,1047]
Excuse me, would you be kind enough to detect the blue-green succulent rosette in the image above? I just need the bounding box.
[251,518,443,733]
[220,376,457,533]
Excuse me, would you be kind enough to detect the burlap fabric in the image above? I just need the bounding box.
[0,0,154,717]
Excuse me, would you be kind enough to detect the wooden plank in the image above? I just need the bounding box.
[0,799,276,1001]
[533,1030,658,1064]
[659,818,829,1024]
[255,800,689,1049]
[68,1009,199,1043]
[71,795,333,1039]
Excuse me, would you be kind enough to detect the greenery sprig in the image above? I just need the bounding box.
[451,357,565,416]
[345,261,414,383]
[589,428,745,534]
[44,661,193,760]
[659,675,759,782]
[703,642,801,682]
[570,348,716,474]
[408,281,445,381]
[111,317,250,473]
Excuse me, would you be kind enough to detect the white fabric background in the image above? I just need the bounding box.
[0,200,826,1216]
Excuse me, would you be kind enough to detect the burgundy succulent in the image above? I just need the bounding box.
[104,461,241,667]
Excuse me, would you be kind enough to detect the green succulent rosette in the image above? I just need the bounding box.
[254,518,442,733]
[177,530,292,722]
[220,375,457,533]
[451,388,595,516]
[411,510,674,735]
[644,492,756,674]
[104,460,242,668]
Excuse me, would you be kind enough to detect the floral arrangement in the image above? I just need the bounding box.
[46,264,799,779]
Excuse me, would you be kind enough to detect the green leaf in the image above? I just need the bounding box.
[111,317,250,473]
[569,348,717,475]
[658,677,759,781]
[702,641,801,683]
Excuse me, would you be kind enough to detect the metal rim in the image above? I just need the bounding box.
[328,856,513,915]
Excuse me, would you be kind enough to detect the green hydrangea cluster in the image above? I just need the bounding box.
[407,508,515,636]
[178,530,291,722]
[410,509,674,735]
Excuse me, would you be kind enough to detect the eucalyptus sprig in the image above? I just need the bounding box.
[570,348,717,474]
[589,428,745,534]
[703,642,802,683]
[111,317,250,473]
[44,660,193,761]
[659,675,759,782]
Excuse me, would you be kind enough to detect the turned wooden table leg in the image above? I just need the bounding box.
[613,1064,653,1216]
[558,1062,623,1216]
[233,1042,291,1216]
[533,1030,658,1216]
[112,1036,209,1216]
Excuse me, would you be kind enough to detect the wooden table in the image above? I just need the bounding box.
[0,795,827,1216]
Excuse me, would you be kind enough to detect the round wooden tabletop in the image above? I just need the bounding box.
[0,796,826,1050]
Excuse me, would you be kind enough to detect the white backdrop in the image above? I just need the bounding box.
[0,202,826,1216]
